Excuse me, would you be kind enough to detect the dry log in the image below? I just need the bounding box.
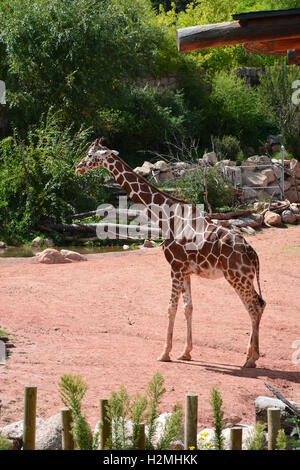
[209,210,254,220]
[265,382,300,418]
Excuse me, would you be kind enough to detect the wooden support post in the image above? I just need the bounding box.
[230,427,243,450]
[267,407,281,450]
[23,386,37,450]
[99,399,111,450]
[184,393,198,450]
[137,423,146,450]
[61,408,74,450]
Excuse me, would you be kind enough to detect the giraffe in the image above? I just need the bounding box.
[76,138,266,368]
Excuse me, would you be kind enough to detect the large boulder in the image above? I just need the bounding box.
[203,152,217,166]
[242,188,257,201]
[0,241,6,249]
[0,414,62,450]
[31,236,42,248]
[281,210,297,225]
[261,168,276,184]
[153,160,169,172]
[197,425,254,450]
[247,155,272,166]
[290,203,300,214]
[290,159,300,179]
[134,161,155,178]
[60,249,87,262]
[35,249,71,264]
[255,396,300,434]
[242,171,268,188]
[285,188,299,203]
[264,211,281,227]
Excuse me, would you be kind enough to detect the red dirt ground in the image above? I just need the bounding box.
[0,226,299,429]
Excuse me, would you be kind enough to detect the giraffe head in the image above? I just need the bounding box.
[76,138,119,175]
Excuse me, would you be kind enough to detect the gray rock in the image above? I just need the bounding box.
[203,152,217,166]
[197,425,254,450]
[290,203,300,214]
[0,418,44,449]
[153,160,169,172]
[36,413,62,450]
[60,249,87,262]
[242,171,268,188]
[261,168,276,184]
[35,248,72,264]
[285,188,299,203]
[264,211,281,227]
[242,188,257,201]
[281,210,297,225]
[0,241,6,249]
[255,396,300,433]
[31,236,42,248]
[290,159,300,179]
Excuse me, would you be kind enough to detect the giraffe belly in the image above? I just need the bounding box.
[188,260,223,279]
[197,269,224,280]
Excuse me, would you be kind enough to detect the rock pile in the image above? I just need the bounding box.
[134,153,300,204]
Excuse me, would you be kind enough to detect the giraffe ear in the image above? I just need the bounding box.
[97,137,104,146]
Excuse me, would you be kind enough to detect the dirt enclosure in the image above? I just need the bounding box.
[0,226,299,428]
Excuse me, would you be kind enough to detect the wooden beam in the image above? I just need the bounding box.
[177,14,300,52]
[244,38,300,55]
[287,49,300,65]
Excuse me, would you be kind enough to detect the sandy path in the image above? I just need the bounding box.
[0,226,299,429]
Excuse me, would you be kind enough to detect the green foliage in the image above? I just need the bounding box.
[210,71,274,147]
[156,404,183,450]
[145,372,167,449]
[0,111,109,243]
[174,167,232,211]
[258,62,300,160]
[131,393,148,449]
[214,135,243,161]
[106,386,131,450]
[0,434,12,450]
[210,388,225,450]
[276,429,287,450]
[59,374,96,450]
[246,423,265,450]
[286,416,300,450]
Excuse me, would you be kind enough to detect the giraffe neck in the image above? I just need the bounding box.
[103,154,182,209]
[102,152,208,234]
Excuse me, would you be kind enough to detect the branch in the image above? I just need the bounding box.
[264,382,300,418]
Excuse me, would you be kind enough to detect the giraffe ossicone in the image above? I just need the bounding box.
[76,139,266,368]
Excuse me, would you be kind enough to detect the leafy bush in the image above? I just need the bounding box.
[209,71,275,148]
[214,135,243,161]
[0,111,108,243]
[276,429,287,450]
[258,61,300,161]
[174,167,232,211]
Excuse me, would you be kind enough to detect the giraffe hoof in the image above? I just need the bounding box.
[177,353,192,361]
[157,353,171,362]
[242,359,257,369]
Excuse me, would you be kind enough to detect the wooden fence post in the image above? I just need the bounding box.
[137,423,146,450]
[268,407,281,450]
[230,427,243,450]
[61,408,74,450]
[184,393,198,450]
[99,398,111,450]
[23,386,37,450]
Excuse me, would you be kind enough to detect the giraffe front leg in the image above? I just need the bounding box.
[178,276,193,361]
[158,275,183,362]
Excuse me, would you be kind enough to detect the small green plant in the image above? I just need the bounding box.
[59,372,182,451]
[276,429,287,450]
[59,374,96,450]
[210,388,225,450]
[0,434,12,450]
[246,423,266,450]
[286,416,300,450]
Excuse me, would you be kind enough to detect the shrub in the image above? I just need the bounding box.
[210,387,225,450]
[174,167,232,211]
[276,429,287,450]
[0,111,108,243]
[258,61,300,161]
[246,423,265,450]
[0,435,12,450]
[214,135,243,161]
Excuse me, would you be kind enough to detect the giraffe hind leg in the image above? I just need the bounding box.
[178,276,193,361]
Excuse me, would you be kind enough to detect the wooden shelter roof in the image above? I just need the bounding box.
[177,8,300,64]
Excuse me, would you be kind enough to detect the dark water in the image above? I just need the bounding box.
[0,245,125,258]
